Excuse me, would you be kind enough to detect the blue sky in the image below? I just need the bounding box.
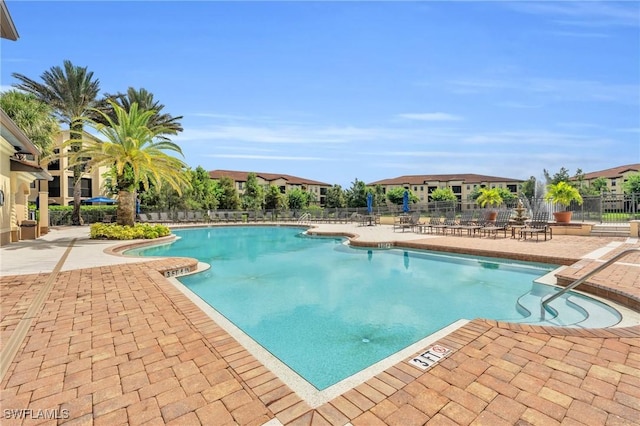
[1,1,639,188]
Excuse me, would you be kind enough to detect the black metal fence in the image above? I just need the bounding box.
[48,193,640,226]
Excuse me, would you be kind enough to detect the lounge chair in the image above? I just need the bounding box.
[394,212,422,232]
[520,211,552,241]
[447,210,476,236]
[482,210,512,238]
[430,211,456,234]
[415,214,441,234]
[159,212,172,223]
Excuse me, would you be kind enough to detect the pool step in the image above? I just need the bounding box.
[515,292,588,326]
[515,288,621,328]
[566,295,621,328]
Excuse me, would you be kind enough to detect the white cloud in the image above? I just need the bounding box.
[176,123,428,145]
[396,112,463,122]
[205,154,330,161]
[449,77,639,105]
[506,2,640,28]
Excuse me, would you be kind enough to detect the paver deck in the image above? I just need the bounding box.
[1,224,639,425]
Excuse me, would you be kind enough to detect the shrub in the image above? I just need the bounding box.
[90,223,171,240]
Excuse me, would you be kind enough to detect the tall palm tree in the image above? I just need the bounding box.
[12,60,101,225]
[0,90,60,156]
[98,87,183,139]
[69,100,188,226]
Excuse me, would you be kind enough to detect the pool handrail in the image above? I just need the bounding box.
[541,248,640,315]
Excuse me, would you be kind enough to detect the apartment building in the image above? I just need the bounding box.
[208,170,332,206]
[368,173,522,203]
[576,164,640,194]
[30,130,108,206]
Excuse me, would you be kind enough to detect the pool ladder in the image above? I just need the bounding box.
[297,213,311,224]
[541,248,640,315]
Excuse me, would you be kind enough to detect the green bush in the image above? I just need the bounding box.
[49,205,118,225]
[90,223,171,240]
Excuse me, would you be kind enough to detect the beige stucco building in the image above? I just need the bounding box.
[208,170,332,206]
[31,131,108,206]
[576,164,640,194]
[1,2,52,245]
[1,109,52,245]
[368,173,522,204]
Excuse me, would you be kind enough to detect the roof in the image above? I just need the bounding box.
[578,164,640,180]
[208,170,331,186]
[368,173,522,186]
[1,0,19,41]
[9,157,52,181]
[0,108,40,157]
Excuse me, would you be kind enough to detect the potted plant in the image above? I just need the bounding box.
[475,187,503,221]
[544,181,583,223]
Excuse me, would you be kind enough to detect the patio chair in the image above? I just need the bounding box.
[447,210,476,236]
[520,211,552,241]
[394,212,422,232]
[416,214,441,234]
[431,211,456,234]
[159,212,172,223]
[482,210,512,238]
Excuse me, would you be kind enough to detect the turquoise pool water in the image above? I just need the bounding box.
[129,226,594,390]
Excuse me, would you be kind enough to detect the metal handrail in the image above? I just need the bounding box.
[297,213,311,223]
[541,248,640,313]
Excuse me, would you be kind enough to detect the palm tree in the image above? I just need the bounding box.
[0,90,60,156]
[12,60,101,225]
[98,87,183,139]
[69,100,189,226]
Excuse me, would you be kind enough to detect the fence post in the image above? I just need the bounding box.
[599,195,603,223]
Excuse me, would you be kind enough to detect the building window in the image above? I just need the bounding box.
[49,176,61,197]
[48,149,60,170]
[466,185,470,190]
[420,186,424,191]
[67,177,93,197]
[507,184,517,193]
[81,178,92,197]
[413,186,417,191]
[611,179,616,187]
[451,186,461,194]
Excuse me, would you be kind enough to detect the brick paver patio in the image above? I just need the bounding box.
[1,227,639,425]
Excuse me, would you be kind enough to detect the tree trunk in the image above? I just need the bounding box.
[71,173,83,225]
[70,121,84,226]
[116,190,136,226]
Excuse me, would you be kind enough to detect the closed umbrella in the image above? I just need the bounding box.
[402,190,410,213]
[366,193,373,214]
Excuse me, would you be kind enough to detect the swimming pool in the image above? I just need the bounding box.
[129,226,620,391]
